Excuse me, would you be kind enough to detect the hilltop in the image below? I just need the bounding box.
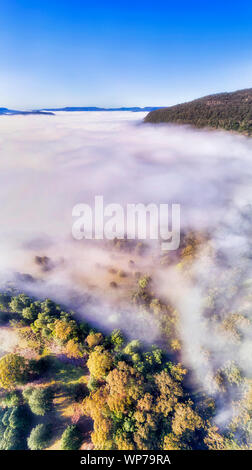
[144,88,252,134]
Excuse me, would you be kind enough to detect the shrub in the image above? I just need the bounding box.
[138,276,151,290]
[87,376,99,392]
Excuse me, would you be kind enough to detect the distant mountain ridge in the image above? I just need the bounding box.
[0,108,54,116]
[42,106,163,112]
[0,106,163,116]
[144,88,252,135]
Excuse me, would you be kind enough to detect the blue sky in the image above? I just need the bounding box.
[1,1,252,108]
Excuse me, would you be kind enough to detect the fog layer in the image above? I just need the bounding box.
[0,111,252,426]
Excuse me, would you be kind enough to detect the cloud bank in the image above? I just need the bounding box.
[0,111,252,428]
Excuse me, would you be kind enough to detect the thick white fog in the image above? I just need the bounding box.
[0,111,252,426]
[1,111,251,240]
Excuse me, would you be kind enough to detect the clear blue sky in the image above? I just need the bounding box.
[1,0,252,108]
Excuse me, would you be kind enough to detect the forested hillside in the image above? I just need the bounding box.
[0,227,251,452]
[144,88,252,134]
[0,290,232,450]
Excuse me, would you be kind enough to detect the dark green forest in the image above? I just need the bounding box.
[145,88,252,134]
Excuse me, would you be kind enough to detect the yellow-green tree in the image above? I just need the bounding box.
[86,332,103,348]
[163,433,182,450]
[52,319,78,344]
[0,354,28,389]
[172,402,204,436]
[87,346,113,379]
[83,386,113,449]
[154,370,183,417]
[65,339,83,358]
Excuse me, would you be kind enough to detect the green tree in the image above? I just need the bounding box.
[123,340,141,356]
[110,329,125,351]
[22,302,40,322]
[0,391,21,408]
[25,387,53,416]
[9,294,31,313]
[27,423,52,450]
[2,409,12,426]
[2,426,24,450]
[8,406,31,431]
[0,405,30,450]
[61,425,83,450]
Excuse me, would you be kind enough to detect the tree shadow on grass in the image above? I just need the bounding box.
[41,355,85,384]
